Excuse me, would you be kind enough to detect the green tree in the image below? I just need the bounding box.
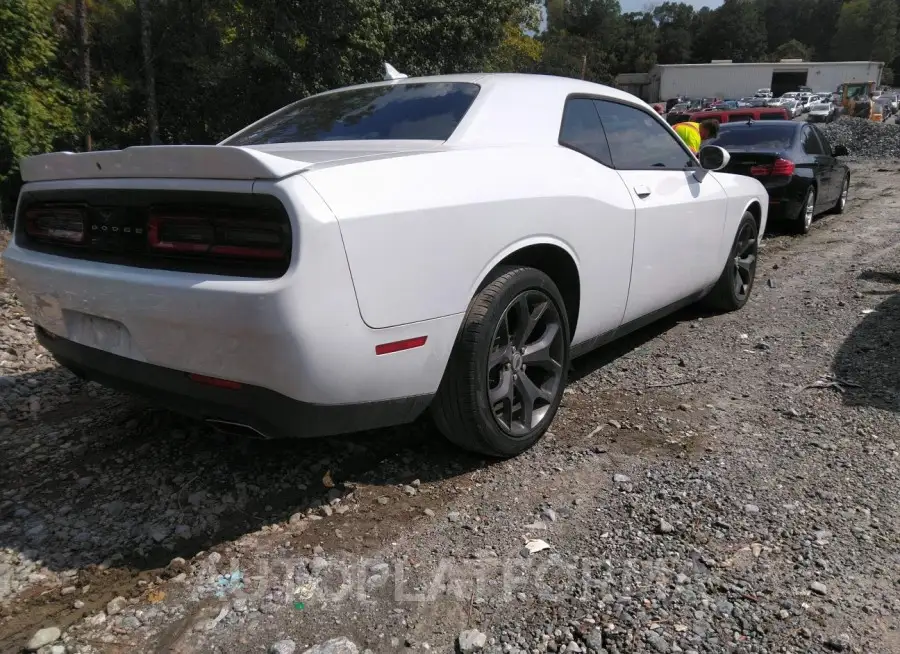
[616,11,657,73]
[770,38,812,61]
[830,0,871,60]
[0,0,82,199]
[485,3,544,72]
[653,2,694,65]
[695,0,767,63]
[868,0,898,64]
[384,0,531,75]
[537,32,613,82]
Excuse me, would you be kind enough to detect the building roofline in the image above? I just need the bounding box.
[656,61,884,68]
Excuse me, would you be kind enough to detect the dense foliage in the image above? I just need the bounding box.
[1,0,899,209]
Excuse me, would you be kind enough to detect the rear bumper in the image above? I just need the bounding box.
[38,327,433,438]
[2,177,462,408]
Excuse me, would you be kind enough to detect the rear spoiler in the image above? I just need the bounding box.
[19,145,311,183]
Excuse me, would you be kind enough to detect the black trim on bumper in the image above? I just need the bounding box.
[36,327,433,439]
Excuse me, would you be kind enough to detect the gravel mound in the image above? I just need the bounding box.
[819,116,900,159]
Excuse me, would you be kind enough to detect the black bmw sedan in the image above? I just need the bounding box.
[706,120,851,235]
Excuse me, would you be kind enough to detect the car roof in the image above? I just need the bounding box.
[257,73,656,148]
[719,119,799,129]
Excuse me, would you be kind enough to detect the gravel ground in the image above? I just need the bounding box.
[2,161,900,654]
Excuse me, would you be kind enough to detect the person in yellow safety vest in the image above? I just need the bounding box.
[673,119,720,154]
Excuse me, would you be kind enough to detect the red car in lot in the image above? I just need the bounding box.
[667,107,790,126]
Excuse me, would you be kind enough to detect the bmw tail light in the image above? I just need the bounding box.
[148,211,288,260]
[25,205,86,244]
[750,158,796,177]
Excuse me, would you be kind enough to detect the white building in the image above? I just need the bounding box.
[617,60,884,103]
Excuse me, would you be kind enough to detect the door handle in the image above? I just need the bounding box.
[633,185,651,198]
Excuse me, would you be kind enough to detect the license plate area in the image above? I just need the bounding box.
[62,310,137,359]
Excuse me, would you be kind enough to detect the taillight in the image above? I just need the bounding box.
[750,158,795,177]
[149,211,287,260]
[25,205,86,244]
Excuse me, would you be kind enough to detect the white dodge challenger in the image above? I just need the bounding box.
[2,73,768,457]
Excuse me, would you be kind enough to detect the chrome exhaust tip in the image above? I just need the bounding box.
[204,419,270,439]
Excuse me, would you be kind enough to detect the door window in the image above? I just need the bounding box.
[558,98,613,167]
[801,126,824,155]
[810,125,833,156]
[594,100,695,170]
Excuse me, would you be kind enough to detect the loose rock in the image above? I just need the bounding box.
[26,627,61,651]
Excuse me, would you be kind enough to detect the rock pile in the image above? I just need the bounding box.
[819,116,900,159]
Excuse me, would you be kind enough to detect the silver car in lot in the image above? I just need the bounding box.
[807,101,835,123]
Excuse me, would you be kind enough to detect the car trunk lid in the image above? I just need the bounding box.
[722,150,786,177]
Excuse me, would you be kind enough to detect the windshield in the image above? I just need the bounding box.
[709,124,796,149]
[223,82,481,146]
[810,103,831,111]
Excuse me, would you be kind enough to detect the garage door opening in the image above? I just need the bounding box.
[771,71,809,98]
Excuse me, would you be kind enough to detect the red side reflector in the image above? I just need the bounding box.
[188,373,242,390]
[375,336,428,356]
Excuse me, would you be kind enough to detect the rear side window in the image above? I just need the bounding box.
[223,82,480,145]
[710,125,797,149]
[558,98,613,167]
[594,100,694,170]
[728,113,754,121]
[801,126,823,155]
[759,112,786,120]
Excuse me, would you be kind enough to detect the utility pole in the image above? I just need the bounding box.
[581,54,587,80]
[137,0,160,145]
[75,0,91,151]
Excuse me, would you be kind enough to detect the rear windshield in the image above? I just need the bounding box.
[223,82,481,145]
[709,124,796,149]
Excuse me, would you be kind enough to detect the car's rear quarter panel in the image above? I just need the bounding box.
[711,172,769,254]
[304,146,637,344]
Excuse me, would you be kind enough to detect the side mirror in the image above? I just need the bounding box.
[833,144,849,157]
[698,145,730,171]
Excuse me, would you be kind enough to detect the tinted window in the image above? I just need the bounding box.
[760,112,786,120]
[728,113,754,121]
[811,125,832,156]
[594,100,694,169]
[223,82,480,145]
[709,124,797,149]
[558,98,613,167]
[801,126,823,155]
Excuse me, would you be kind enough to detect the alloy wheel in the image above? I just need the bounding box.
[487,291,565,437]
[803,191,815,230]
[732,220,758,301]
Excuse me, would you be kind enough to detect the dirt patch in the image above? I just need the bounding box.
[0,230,9,291]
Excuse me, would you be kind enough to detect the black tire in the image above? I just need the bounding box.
[702,211,759,312]
[791,186,816,235]
[432,266,570,458]
[829,174,849,214]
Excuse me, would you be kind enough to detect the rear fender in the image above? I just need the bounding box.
[467,236,581,302]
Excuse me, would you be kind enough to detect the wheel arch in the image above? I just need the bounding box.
[744,199,763,234]
[469,238,582,339]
